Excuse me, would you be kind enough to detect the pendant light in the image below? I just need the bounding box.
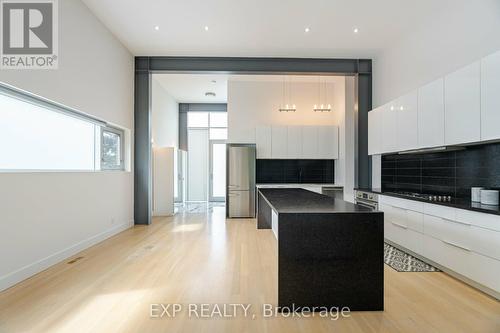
[313,76,332,112]
[279,76,296,112]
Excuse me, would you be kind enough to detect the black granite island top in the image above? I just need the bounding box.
[257,188,384,312]
[258,188,373,214]
[355,188,500,216]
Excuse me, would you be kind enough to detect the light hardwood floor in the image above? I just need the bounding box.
[0,205,499,333]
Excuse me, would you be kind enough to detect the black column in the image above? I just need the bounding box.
[134,58,152,225]
[357,68,372,188]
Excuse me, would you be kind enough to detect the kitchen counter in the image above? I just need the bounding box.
[256,183,341,187]
[258,188,369,214]
[257,188,384,311]
[355,188,500,216]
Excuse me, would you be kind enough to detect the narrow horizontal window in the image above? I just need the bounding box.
[0,93,96,171]
[0,83,126,172]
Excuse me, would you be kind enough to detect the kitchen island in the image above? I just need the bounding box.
[257,188,384,311]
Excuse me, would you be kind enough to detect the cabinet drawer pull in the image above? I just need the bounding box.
[442,218,471,227]
[442,239,471,252]
[391,221,408,229]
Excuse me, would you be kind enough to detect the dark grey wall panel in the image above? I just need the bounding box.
[358,73,372,188]
[178,109,188,151]
[134,67,152,225]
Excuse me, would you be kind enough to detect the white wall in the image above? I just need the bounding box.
[339,77,356,202]
[373,0,500,107]
[152,77,179,148]
[228,80,342,143]
[0,0,133,291]
[228,78,356,191]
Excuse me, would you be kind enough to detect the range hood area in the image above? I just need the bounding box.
[397,146,466,155]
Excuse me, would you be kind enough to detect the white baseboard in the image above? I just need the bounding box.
[0,221,133,292]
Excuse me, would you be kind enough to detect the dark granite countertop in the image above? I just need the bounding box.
[354,188,500,216]
[258,188,375,214]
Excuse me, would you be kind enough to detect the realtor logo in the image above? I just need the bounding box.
[1,0,58,69]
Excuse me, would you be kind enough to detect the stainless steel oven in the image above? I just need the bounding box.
[355,190,378,210]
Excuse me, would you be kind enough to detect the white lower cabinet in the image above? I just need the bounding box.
[380,202,423,254]
[380,195,500,295]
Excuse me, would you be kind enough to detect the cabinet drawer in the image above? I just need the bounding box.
[468,251,500,292]
[423,203,456,220]
[424,214,471,251]
[423,234,473,276]
[406,210,424,233]
[380,203,407,228]
[384,215,406,244]
[424,234,500,292]
[385,218,423,254]
[455,209,500,232]
[470,226,500,261]
[380,195,423,212]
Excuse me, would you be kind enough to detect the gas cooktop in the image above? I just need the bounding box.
[388,191,453,203]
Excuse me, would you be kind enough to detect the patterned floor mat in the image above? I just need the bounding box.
[384,243,441,272]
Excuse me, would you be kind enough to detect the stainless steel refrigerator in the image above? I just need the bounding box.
[227,144,256,218]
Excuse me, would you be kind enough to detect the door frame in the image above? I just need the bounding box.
[134,56,372,225]
[186,128,209,202]
[209,140,227,202]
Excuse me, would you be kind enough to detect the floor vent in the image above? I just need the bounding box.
[67,256,84,264]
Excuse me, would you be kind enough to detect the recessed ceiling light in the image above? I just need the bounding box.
[353,27,359,33]
[154,25,160,31]
[204,26,209,31]
[305,27,310,33]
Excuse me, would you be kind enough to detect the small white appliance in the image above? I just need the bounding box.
[480,190,499,206]
[471,187,484,202]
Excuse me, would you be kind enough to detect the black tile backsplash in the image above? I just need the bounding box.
[256,159,335,184]
[381,142,500,198]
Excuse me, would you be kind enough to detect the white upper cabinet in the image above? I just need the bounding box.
[317,126,339,159]
[396,90,418,151]
[255,126,272,158]
[368,107,382,155]
[271,126,287,159]
[481,50,500,141]
[287,126,302,158]
[256,125,338,159]
[418,78,445,148]
[444,62,481,145]
[301,126,318,158]
[381,103,398,154]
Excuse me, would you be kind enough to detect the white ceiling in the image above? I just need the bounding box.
[82,0,453,57]
[153,74,344,103]
[154,74,229,103]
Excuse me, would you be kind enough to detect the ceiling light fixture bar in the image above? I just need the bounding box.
[313,76,332,112]
[279,76,296,112]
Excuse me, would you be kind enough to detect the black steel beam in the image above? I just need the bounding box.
[134,56,372,225]
[138,56,369,75]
